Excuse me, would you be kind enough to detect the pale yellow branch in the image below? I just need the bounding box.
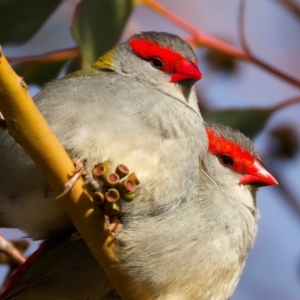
[0,48,151,300]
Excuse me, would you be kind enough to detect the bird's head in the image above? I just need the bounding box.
[93,31,202,101]
[203,122,278,213]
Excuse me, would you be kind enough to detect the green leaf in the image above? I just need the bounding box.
[203,108,275,139]
[71,0,137,69]
[0,0,62,44]
[14,60,67,87]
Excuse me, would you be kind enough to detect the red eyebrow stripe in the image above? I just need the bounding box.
[129,38,198,73]
[205,127,254,173]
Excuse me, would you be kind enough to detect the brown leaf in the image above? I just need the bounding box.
[270,125,298,158]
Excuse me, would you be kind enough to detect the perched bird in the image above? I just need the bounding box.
[0,123,278,300]
[0,31,205,239]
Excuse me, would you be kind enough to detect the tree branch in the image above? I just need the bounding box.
[238,0,300,88]
[0,46,152,300]
[141,0,249,59]
[141,0,300,88]
[7,48,79,64]
[278,0,300,20]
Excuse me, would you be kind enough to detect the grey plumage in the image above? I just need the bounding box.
[1,32,276,300]
[0,32,205,239]
[0,32,208,299]
[1,123,264,300]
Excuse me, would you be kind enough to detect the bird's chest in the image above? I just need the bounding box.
[76,101,203,204]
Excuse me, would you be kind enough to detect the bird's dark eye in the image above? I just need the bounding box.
[218,155,234,168]
[149,57,164,69]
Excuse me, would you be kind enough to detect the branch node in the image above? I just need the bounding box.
[19,77,28,90]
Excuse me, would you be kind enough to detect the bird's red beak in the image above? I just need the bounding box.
[239,159,278,187]
[170,59,203,83]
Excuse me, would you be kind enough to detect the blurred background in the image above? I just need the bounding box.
[1,0,300,299]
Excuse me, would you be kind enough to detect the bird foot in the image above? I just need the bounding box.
[0,235,29,281]
[104,215,123,237]
[54,159,139,236]
[55,159,85,199]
